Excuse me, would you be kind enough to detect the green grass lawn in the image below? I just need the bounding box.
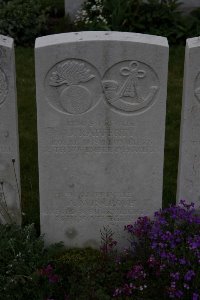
[16,47,39,229]
[15,45,185,229]
[163,46,185,206]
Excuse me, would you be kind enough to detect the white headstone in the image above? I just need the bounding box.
[177,37,200,205]
[0,35,21,224]
[35,31,168,248]
[65,0,85,19]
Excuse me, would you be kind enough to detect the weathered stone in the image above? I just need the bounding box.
[180,0,200,13]
[0,35,21,224]
[177,37,200,205]
[35,31,168,248]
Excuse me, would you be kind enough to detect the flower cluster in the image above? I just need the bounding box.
[114,200,200,299]
[74,0,108,27]
[113,282,147,297]
[39,264,60,284]
[38,264,69,299]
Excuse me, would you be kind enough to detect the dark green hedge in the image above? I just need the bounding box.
[0,0,65,45]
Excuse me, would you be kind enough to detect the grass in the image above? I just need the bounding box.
[163,46,185,206]
[15,45,185,230]
[15,47,39,230]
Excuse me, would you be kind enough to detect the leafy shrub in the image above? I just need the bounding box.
[185,8,200,38]
[1,201,200,299]
[0,0,50,45]
[37,228,122,299]
[37,201,200,299]
[0,224,44,299]
[74,0,200,44]
[0,223,64,299]
[39,0,65,19]
[74,0,109,29]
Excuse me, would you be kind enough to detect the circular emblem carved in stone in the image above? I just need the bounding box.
[45,59,102,115]
[102,60,159,114]
[0,68,8,105]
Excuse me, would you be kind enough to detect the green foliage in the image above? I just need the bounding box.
[163,45,184,205]
[185,8,200,38]
[0,0,51,45]
[1,204,199,299]
[75,0,200,44]
[0,223,65,299]
[0,224,44,299]
[40,0,65,17]
[57,247,115,299]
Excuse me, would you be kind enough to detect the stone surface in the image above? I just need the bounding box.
[65,0,84,19]
[0,35,21,224]
[35,31,168,248]
[180,0,199,13]
[177,37,200,205]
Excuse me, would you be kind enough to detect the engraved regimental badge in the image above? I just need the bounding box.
[102,60,159,113]
[45,59,102,115]
[45,59,159,115]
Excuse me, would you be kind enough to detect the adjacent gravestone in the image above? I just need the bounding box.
[180,0,200,13]
[35,31,168,248]
[0,35,21,224]
[65,0,84,19]
[177,37,200,205]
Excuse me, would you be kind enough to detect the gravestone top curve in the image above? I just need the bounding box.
[186,37,200,48]
[0,35,13,48]
[35,31,168,49]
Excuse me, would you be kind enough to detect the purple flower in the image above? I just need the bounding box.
[193,292,199,300]
[184,270,195,282]
[127,265,146,280]
[188,236,200,250]
[179,200,194,210]
[179,258,187,265]
[126,216,152,238]
[168,284,183,299]
[113,283,135,297]
[39,264,60,284]
[40,264,53,276]
[183,283,190,290]
[122,201,200,300]
[48,274,60,284]
[170,272,180,281]
[175,290,184,298]
[124,224,134,232]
